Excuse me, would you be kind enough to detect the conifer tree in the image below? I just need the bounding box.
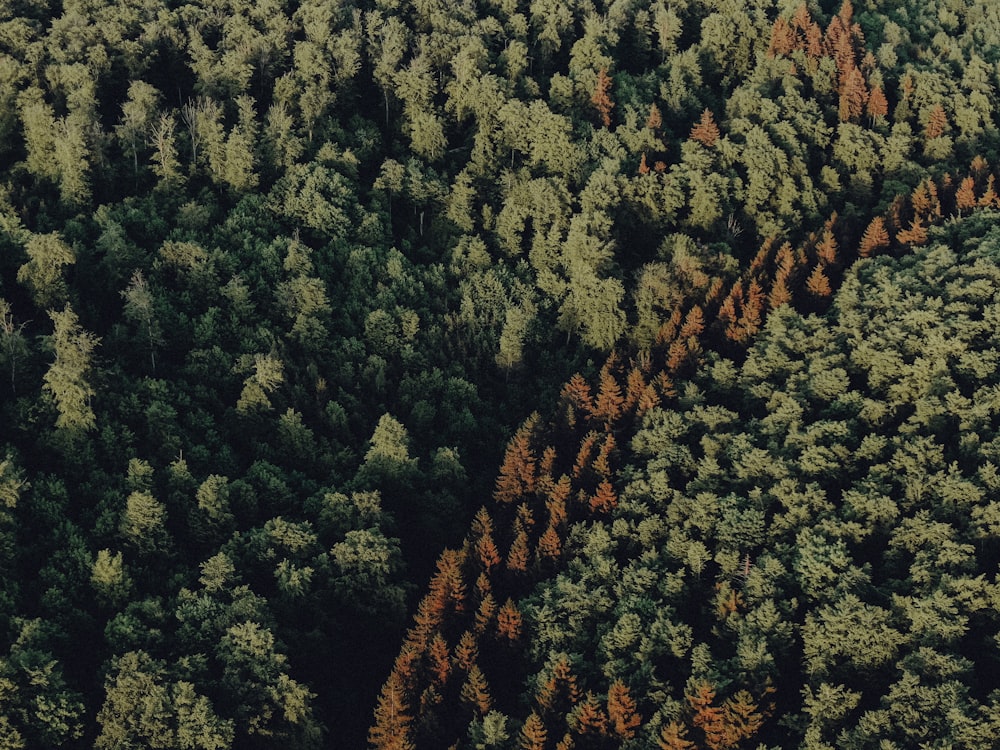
[43,304,99,432]
[461,665,492,716]
[519,712,547,750]
[867,86,888,124]
[690,109,720,147]
[506,521,531,574]
[956,176,977,212]
[925,103,948,139]
[593,367,624,426]
[607,680,641,739]
[495,418,539,503]
[428,634,451,686]
[806,264,832,297]
[859,216,889,257]
[370,672,415,750]
[658,721,695,750]
[497,599,523,641]
[591,69,614,128]
[537,522,562,560]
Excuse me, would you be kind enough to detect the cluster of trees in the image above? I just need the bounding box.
[1,0,1000,746]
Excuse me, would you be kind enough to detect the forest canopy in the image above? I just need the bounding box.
[2,0,1000,747]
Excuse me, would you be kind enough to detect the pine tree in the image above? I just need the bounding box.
[475,593,497,634]
[896,216,927,246]
[925,103,948,139]
[646,103,663,130]
[806,264,832,297]
[495,418,538,503]
[519,712,547,750]
[658,721,695,750]
[573,432,599,479]
[454,630,478,671]
[497,598,523,640]
[690,109,721,147]
[721,691,766,744]
[573,693,609,735]
[590,480,618,513]
[607,681,641,739]
[688,682,727,750]
[506,522,531,573]
[593,366,624,426]
[768,16,796,57]
[591,69,614,127]
[956,175,977,212]
[867,85,888,124]
[369,673,415,750]
[562,374,594,422]
[43,304,100,432]
[461,664,492,716]
[838,66,867,122]
[979,174,998,207]
[859,216,889,257]
[428,634,451,686]
[537,522,562,560]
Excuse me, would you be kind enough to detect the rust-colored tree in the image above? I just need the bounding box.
[690,109,721,147]
[591,69,614,127]
[460,664,492,716]
[768,16,796,57]
[925,103,948,139]
[427,548,468,614]
[495,417,539,503]
[454,630,478,671]
[472,508,502,572]
[506,520,531,573]
[573,431,599,479]
[519,713,548,750]
[573,692,609,736]
[838,66,868,122]
[593,366,624,426]
[428,633,451,686]
[497,598,523,640]
[593,434,616,478]
[623,367,647,414]
[474,592,497,634]
[561,373,594,425]
[956,175,977,212]
[537,521,562,560]
[688,682,728,750]
[647,103,663,130]
[866,85,888,123]
[805,264,832,297]
[679,305,705,340]
[537,656,581,714]
[607,680,641,739]
[369,672,416,750]
[658,721,695,750]
[590,480,618,513]
[858,216,889,257]
[896,216,927,246]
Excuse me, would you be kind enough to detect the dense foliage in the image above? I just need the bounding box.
[2,0,1000,746]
